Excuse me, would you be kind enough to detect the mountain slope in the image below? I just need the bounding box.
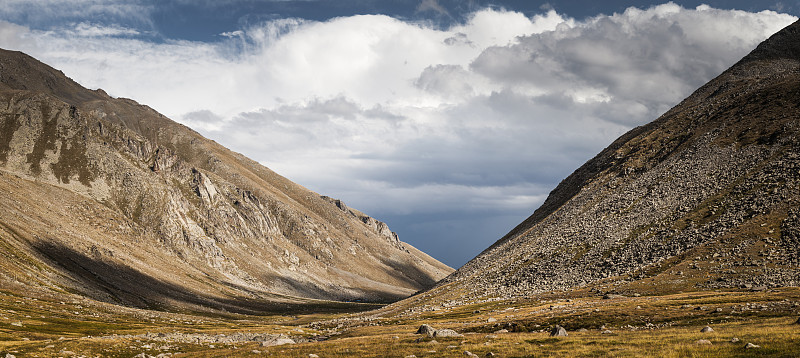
[398,20,800,309]
[0,48,452,311]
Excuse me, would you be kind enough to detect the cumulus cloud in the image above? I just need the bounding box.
[0,3,796,266]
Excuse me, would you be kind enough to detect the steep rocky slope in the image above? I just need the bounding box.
[399,20,800,309]
[0,48,452,311]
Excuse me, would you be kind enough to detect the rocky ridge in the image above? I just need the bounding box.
[393,20,800,309]
[0,48,452,310]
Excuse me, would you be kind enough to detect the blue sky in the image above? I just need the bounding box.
[0,1,797,268]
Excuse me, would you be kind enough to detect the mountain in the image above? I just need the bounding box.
[401,20,800,308]
[0,48,452,312]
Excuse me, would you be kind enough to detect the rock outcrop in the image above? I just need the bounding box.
[0,48,452,311]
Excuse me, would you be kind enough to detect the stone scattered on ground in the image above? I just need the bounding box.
[487,317,497,323]
[486,353,496,357]
[434,329,463,338]
[261,335,295,347]
[745,343,761,349]
[550,325,568,337]
[308,354,319,358]
[700,326,714,333]
[601,330,614,335]
[494,329,509,333]
[695,339,712,345]
[731,337,740,343]
[102,331,304,346]
[463,351,479,357]
[416,324,437,337]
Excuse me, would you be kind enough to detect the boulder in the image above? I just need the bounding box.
[745,343,760,349]
[700,326,714,333]
[416,324,437,337]
[550,325,568,337]
[434,329,463,338]
[261,335,295,347]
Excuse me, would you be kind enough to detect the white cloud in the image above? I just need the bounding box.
[417,0,450,17]
[0,20,28,49]
[0,3,796,265]
[0,0,154,29]
[69,22,140,37]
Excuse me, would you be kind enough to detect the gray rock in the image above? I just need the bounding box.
[730,337,740,343]
[601,330,613,334]
[261,335,295,347]
[416,324,437,337]
[550,325,568,337]
[434,329,463,338]
[745,342,760,349]
[695,339,712,345]
[463,351,479,357]
[700,326,714,333]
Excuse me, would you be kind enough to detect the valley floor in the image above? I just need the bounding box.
[0,287,798,357]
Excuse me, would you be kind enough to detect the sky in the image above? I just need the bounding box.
[0,1,797,268]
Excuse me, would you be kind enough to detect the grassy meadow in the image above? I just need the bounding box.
[0,287,798,357]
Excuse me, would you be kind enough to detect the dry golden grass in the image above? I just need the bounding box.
[0,288,798,357]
